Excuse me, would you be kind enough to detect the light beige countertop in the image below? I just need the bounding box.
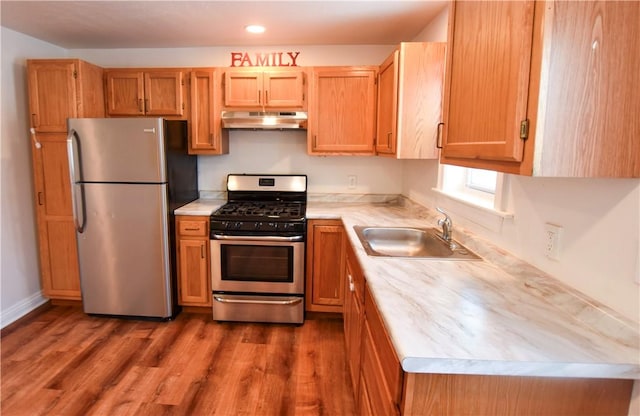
[176,197,640,379]
[174,199,225,216]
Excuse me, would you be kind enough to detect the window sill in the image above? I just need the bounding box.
[431,188,513,233]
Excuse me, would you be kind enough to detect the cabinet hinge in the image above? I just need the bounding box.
[181,79,185,86]
[73,70,78,79]
[519,119,529,140]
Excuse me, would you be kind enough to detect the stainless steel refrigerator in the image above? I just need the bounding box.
[67,118,197,319]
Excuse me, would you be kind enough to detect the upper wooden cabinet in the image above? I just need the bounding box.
[105,69,186,117]
[27,59,104,132]
[376,42,446,159]
[189,69,228,155]
[308,66,377,155]
[223,68,306,109]
[441,1,640,177]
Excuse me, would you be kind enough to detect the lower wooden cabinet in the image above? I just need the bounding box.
[343,241,365,397]
[342,241,634,416]
[305,219,346,312]
[360,284,404,416]
[175,216,211,306]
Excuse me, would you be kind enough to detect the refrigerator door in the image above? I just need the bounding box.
[77,182,173,318]
[68,118,166,183]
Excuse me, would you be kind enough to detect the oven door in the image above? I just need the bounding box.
[210,235,304,295]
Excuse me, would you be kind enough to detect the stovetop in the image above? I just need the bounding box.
[212,201,305,221]
[210,174,308,237]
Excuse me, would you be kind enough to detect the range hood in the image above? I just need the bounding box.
[221,111,308,130]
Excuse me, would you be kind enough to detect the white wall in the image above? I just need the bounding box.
[197,130,402,194]
[0,27,68,327]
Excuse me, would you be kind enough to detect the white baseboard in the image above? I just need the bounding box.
[0,291,48,329]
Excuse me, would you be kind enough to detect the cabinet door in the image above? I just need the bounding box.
[144,71,184,116]
[442,1,534,163]
[177,239,210,306]
[396,42,445,160]
[305,220,345,312]
[27,60,78,132]
[263,70,305,108]
[376,51,398,155]
[360,285,403,416]
[176,216,211,307]
[190,70,228,154]
[359,374,376,416]
[105,71,145,116]
[224,70,262,107]
[32,133,81,299]
[344,247,364,399]
[308,67,377,155]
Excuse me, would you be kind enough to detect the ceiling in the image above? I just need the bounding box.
[0,1,448,49]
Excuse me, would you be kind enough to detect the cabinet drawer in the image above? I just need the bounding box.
[178,219,208,236]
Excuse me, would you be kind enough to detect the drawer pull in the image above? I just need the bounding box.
[184,227,201,231]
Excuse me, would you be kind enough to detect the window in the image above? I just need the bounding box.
[437,165,507,212]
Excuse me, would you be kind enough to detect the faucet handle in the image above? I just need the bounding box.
[436,207,453,241]
[436,207,452,226]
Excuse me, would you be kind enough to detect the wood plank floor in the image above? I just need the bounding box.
[1,305,356,415]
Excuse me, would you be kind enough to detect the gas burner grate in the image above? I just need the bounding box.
[214,202,304,219]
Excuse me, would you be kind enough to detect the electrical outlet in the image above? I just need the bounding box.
[348,175,357,189]
[544,223,562,260]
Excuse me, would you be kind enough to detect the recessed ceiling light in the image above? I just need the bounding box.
[245,25,266,34]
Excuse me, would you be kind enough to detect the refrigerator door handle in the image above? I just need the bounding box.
[67,129,86,233]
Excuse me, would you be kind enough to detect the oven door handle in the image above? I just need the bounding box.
[211,234,304,242]
[213,296,303,306]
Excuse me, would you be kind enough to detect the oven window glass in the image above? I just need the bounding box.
[221,245,293,283]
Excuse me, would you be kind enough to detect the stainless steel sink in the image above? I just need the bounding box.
[353,226,481,260]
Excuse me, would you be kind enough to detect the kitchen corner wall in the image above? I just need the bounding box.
[0,27,68,326]
[408,7,640,325]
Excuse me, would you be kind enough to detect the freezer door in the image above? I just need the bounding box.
[68,118,166,183]
[77,183,173,318]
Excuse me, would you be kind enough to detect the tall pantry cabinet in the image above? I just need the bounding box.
[27,59,105,299]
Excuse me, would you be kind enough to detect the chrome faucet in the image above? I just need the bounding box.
[436,207,453,242]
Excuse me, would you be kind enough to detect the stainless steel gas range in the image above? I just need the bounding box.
[210,174,307,324]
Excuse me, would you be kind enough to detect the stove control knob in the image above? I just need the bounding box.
[222,221,230,229]
[234,222,242,229]
[254,222,263,230]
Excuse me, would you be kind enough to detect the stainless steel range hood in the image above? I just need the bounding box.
[221,111,308,130]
